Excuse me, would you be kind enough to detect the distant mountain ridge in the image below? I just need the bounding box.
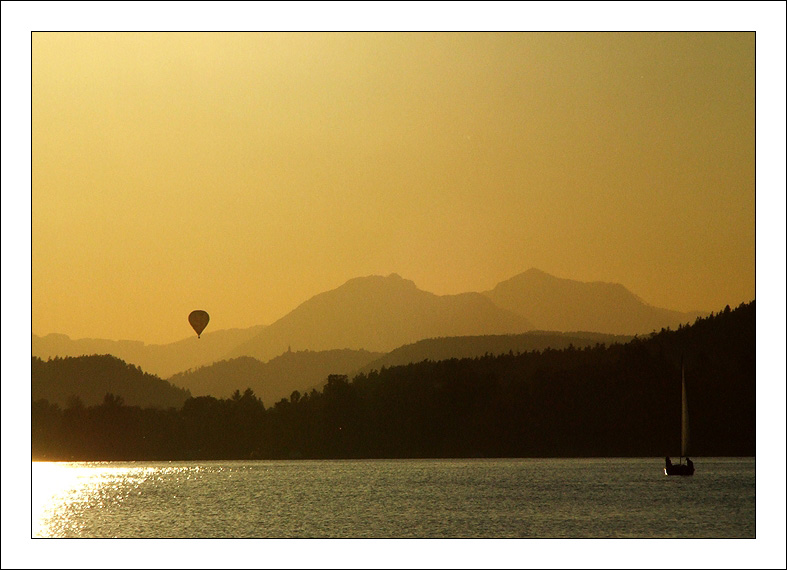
[32,325,267,379]
[33,269,709,383]
[484,268,706,336]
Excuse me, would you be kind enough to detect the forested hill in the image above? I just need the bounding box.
[32,354,191,409]
[31,302,754,460]
[355,331,634,376]
[306,301,754,459]
[167,349,385,405]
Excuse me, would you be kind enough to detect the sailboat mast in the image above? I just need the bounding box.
[681,362,689,459]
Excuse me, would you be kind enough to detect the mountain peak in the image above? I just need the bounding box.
[338,273,419,293]
[226,272,532,361]
[485,270,706,335]
[345,272,413,284]
[517,268,555,281]
[516,268,573,281]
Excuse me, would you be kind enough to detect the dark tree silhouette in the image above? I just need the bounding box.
[32,302,755,461]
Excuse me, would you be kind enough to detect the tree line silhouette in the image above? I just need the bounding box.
[32,302,754,460]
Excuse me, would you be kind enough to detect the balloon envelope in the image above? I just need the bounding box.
[188,310,210,338]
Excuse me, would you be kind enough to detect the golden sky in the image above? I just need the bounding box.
[31,31,756,344]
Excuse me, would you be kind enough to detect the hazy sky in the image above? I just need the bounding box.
[30,31,757,344]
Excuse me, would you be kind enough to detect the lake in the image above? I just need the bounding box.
[33,457,754,539]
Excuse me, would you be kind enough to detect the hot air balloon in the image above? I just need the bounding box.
[188,310,210,338]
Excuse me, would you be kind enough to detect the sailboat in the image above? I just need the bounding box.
[665,360,695,476]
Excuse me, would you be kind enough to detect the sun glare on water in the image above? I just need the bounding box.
[32,462,148,537]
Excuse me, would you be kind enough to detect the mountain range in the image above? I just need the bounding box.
[33,325,266,379]
[33,269,708,391]
[32,302,756,460]
[225,273,534,363]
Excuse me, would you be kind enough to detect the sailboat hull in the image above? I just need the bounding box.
[665,464,695,476]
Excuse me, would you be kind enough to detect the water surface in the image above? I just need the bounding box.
[33,457,755,538]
